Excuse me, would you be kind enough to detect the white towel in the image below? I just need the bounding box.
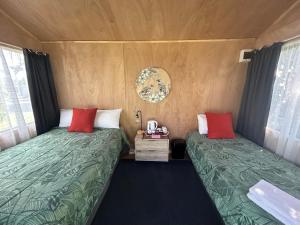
[247,180,300,225]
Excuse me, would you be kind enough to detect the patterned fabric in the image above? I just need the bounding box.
[187,132,300,225]
[0,128,128,225]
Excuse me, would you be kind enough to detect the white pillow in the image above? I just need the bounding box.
[59,109,73,127]
[94,109,122,128]
[197,114,208,134]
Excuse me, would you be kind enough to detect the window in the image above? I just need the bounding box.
[265,40,300,165]
[0,46,36,149]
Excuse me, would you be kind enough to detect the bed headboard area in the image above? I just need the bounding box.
[42,39,255,142]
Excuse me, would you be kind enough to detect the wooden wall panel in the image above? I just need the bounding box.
[42,39,255,143]
[0,10,41,49]
[42,42,127,127]
[256,0,300,48]
[123,40,254,141]
[0,0,295,41]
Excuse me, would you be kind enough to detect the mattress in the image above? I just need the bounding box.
[0,128,128,225]
[187,131,300,225]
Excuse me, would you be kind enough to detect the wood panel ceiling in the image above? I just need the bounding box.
[0,0,296,41]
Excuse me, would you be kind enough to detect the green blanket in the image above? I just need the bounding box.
[0,128,128,225]
[187,132,300,225]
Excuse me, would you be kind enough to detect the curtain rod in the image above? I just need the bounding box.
[24,48,47,56]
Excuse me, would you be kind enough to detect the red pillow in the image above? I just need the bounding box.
[205,112,235,139]
[68,108,97,133]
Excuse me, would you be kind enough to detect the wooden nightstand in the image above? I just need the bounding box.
[135,134,169,162]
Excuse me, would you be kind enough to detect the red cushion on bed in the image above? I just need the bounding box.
[205,112,235,139]
[68,108,97,133]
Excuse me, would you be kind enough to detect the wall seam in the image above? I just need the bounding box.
[40,38,256,44]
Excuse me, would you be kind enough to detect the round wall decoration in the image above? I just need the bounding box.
[136,67,171,103]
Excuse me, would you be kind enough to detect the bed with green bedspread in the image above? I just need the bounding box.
[187,131,300,225]
[0,128,128,225]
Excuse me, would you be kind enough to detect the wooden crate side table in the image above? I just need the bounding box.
[135,134,169,162]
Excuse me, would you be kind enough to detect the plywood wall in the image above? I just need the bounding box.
[0,0,296,41]
[256,1,300,48]
[43,39,255,142]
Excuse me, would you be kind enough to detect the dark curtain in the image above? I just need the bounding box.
[23,49,59,135]
[237,43,283,146]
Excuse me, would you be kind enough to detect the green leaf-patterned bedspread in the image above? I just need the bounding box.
[187,132,300,225]
[0,128,128,225]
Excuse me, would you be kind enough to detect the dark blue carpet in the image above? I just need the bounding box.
[92,160,224,225]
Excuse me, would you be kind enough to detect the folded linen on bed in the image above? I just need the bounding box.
[247,180,300,225]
